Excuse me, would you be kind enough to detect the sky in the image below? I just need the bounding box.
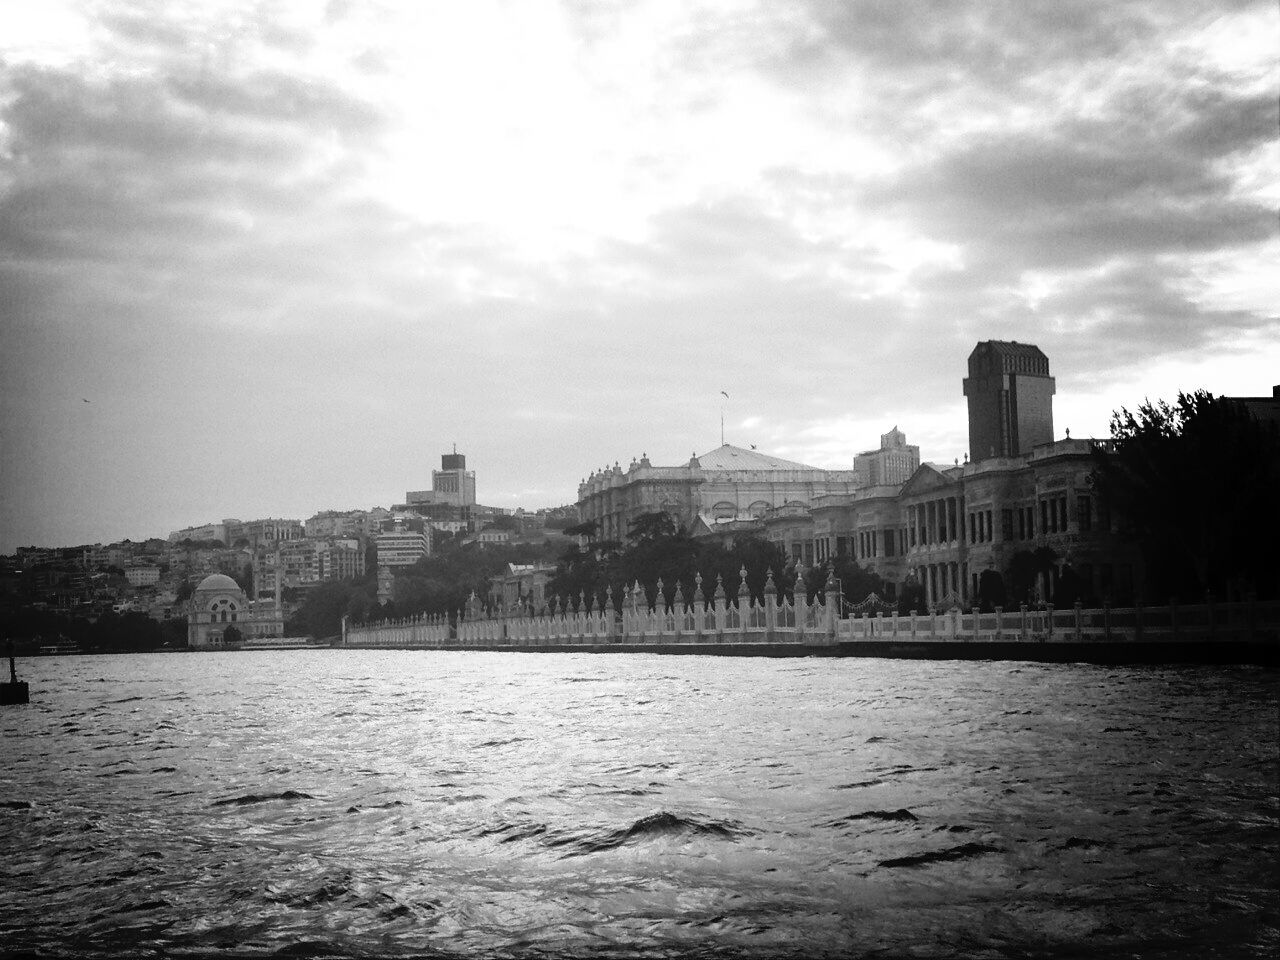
[1,0,1277,552]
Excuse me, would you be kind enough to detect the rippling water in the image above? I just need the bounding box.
[1,651,1276,959]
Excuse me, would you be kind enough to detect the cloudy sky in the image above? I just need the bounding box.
[1,0,1276,552]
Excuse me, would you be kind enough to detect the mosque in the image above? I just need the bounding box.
[186,573,286,648]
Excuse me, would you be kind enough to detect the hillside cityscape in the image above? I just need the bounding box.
[4,340,1277,656]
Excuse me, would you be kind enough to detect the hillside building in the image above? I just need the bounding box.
[853,427,920,487]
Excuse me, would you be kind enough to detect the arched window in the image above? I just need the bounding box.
[220,611,227,622]
[712,501,736,520]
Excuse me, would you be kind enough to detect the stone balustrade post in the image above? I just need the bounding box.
[763,569,777,641]
[823,568,840,642]
[713,573,727,641]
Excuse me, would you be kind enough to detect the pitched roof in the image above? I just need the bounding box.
[693,444,816,471]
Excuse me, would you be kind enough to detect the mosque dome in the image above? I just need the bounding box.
[193,573,242,594]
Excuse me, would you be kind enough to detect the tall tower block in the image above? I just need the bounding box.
[963,341,1055,462]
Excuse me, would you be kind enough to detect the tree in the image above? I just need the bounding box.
[562,519,598,540]
[232,564,253,597]
[976,570,1006,612]
[1006,548,1057,606]
[287,578,377,638]
[828,556,887,605]
[897,574,925,615]
[1092,391,1280,600]
[222,625,244,645]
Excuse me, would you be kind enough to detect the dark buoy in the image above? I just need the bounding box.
[2,644,29,705]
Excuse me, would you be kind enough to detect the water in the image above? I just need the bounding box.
[1,651,1276,959]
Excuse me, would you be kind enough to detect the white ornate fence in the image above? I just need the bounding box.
[837,597,1280,644]
[344,570,839,648]
[343,580,1280,651]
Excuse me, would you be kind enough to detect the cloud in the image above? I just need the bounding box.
[1,0,1277,551]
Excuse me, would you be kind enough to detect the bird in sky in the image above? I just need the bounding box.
[81,398,90,403]
[720,390,729,399]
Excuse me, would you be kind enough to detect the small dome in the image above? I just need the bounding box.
[193,573,242,594]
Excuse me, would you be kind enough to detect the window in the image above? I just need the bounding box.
[1001,509,1013,542]
[1041,499,1049,534]
[1077,496,1090,531]
[883,529,895,557]
[985,510,993,542]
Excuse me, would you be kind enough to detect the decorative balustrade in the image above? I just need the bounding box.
[343,576,1280,651]
[835,597,1280,644]
[344,568,841,648]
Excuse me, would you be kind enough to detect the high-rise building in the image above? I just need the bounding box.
[431,450,476,507]
[963,341,1055,462]
[405,450,478,528]
[853,427,920,487]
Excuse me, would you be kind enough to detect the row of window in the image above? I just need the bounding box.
[781,494,1106,562]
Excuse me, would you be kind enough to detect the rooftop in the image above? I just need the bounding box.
[694,444,817,471]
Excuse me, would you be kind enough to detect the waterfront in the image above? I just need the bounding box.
[1,651,1276,958]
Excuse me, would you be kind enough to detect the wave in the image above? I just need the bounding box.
[831,808,918,824]
[475,737,530,748]
[210,790,315,807]
[551,811,747,858]
[879,842,1001,868]
[1,800,33,810]
[834,778,885,790]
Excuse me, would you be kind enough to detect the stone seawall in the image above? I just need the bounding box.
[337,636,1277,666]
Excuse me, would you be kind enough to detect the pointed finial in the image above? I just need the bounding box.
[764,568,776,595]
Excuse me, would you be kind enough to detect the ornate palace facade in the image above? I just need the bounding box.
[576,445,859,543]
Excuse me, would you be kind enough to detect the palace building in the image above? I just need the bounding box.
[576,445,859,543]
[759,340,1142,608]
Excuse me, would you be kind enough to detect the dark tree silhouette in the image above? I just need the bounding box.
[1092,390,1280,600]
